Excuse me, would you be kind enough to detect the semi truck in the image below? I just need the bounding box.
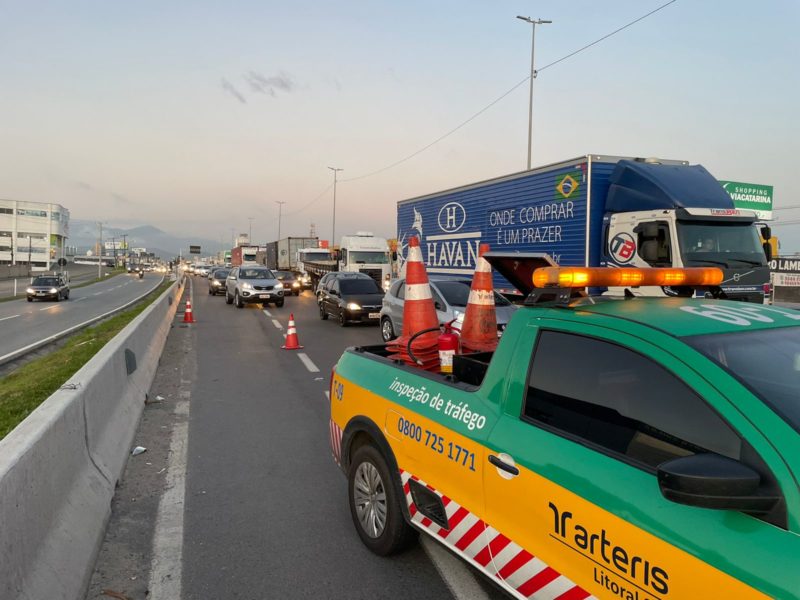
[300,232,392,290]
[396,154,772,302]
[230,245,258,267]
[265,237,319,271]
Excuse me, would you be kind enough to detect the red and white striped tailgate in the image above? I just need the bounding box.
[329,419,343,466]
[399,469,594,600]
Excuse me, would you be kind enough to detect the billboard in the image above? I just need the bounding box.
[719,181,773,220]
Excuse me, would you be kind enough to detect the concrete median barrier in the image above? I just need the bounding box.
[0,279,184,600]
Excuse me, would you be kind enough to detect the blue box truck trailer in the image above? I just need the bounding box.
[396,155,772,301]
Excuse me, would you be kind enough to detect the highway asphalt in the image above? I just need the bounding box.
[87,276,507,600]
[0,271,164,364]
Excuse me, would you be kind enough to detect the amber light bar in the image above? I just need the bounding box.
[532,267,724,289]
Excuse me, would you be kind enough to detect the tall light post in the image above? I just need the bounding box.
[275,201,286,241]
[248,217,254,245]
[96,221,104,278]
[516,15,552,170]
[328,166,343,248]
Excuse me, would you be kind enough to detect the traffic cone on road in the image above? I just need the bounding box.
[182,298,195,324]
[387,236,440,371]
[460,243,498,354]
[282,313,304,349]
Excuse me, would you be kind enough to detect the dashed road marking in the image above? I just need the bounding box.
[75,297,87,302]
[272,319,283,330]
[263,309,272,317]
[39,305,58,311]
[297,352,320,373]
[0,314,20,322]
[93,291,104,296]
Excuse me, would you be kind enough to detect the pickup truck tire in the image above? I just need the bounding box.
[319,303,328,320]
[235,291,244,308]
[348,445,414,556]
[225,291,233,305]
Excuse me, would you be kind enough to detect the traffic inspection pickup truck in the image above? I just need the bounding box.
[329,258,800,600]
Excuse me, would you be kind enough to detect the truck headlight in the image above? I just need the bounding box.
[347,302,361,311]
[292,281,300,288]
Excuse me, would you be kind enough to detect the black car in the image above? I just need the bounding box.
[208,268,230,295]
[319,276,384,327]
[274,271,301,296]
[27,275,70,302]
[315,271,372,302]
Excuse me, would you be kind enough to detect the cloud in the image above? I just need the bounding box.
[244,70,296,97]
[220,78,247,104]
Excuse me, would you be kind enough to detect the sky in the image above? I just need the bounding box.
[1,0,799,253]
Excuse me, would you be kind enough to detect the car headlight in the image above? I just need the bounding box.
[292,281,300,287]
[50,288,58,293]
[26,287,34,294]
[346,302,361,311]
[212,280,221,286]
[275,283,283,290]
[242,282,253,290]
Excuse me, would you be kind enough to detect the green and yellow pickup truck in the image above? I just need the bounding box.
[329,258,800,600]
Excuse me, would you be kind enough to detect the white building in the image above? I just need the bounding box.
[0,199,70,271]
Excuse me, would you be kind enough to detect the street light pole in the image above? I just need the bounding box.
[248,217,254,245]
[328,167,343,248]
[517,15,552,170]
[275,201,286,241]
[97,222,103,279]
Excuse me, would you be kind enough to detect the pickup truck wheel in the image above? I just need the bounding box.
[319,303,328,320]
[235,291,244,308]
[225,291,233,305]
[380,317,395,342]
[348,445,415,556]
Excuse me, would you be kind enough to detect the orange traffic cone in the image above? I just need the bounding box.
[183,298,195,323]
[387,236,440,371]
[460,243,498,354]
[282,313,304,349]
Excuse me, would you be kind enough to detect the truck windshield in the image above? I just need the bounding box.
[301,252,330,261]
[685,327,800,433]
[677,221,767,268]
[349,251,388,264]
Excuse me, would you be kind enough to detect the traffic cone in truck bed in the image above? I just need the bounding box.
[387,236,440,371]
[459,243,498,354]
[282,313,303,349]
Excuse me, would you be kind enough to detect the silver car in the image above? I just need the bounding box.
[225,266,284,308]
[379,277,517,342]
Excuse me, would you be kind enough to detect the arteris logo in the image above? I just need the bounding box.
[555,173,580,200]
[548,502,669,597]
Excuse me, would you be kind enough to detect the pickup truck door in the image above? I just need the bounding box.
[482,318,798,599]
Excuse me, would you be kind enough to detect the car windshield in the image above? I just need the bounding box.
[214,269,230,279]
[340,279,382,294]
[677,221,767,268]
[275,271,293,280]
[434,281,511,307]
[33,277,59,286]
[240,269,272,279]
[349,251,388,264]
[685,327,800,433]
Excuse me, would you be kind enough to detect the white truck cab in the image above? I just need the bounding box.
[338,232,392,290]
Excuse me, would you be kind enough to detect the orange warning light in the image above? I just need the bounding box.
[532,267,724,289]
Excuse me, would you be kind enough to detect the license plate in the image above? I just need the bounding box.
[259,294,269,299]
[368,312,380,319]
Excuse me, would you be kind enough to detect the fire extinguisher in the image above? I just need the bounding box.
[438,319,460,375]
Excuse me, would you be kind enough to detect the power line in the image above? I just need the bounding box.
[283,183,333,217]
[340,0,679,183]
[537,0,678,74]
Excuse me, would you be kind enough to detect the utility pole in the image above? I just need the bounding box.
[120,234,128,268]
[328,167,343,247]
[97,222,103,278]
[516,15,552,170]
[248,217,254,245]
[275,201,286,241]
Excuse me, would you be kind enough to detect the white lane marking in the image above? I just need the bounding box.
[0,314,20,322]
[420,535,491,600]
[93,291,103,296]
[262,309,272,317]
[324,391,330,399]
[74,297,87,302]
[39,305,58,311]
[147,396,189,599]
[272,319,283,329]
[297,352,320,373]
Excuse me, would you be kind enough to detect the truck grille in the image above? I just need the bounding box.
[359,268,382,285]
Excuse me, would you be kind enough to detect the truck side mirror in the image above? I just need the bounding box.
[763,241,773,262]
[392,251,398,261]
[761,225,772,240]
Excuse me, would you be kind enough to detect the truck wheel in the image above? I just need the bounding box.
[319,303,328,320]
[348,445,415,556]
[380,317,395,342]
[235,291,244,308]
[226,291,233,304]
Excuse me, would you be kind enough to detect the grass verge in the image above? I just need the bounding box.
[71,267,127,289]
[0,280,174,441]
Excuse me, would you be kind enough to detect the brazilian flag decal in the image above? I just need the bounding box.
[555,171,581,200]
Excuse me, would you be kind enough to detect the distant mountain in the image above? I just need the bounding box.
[69,220,220,259]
